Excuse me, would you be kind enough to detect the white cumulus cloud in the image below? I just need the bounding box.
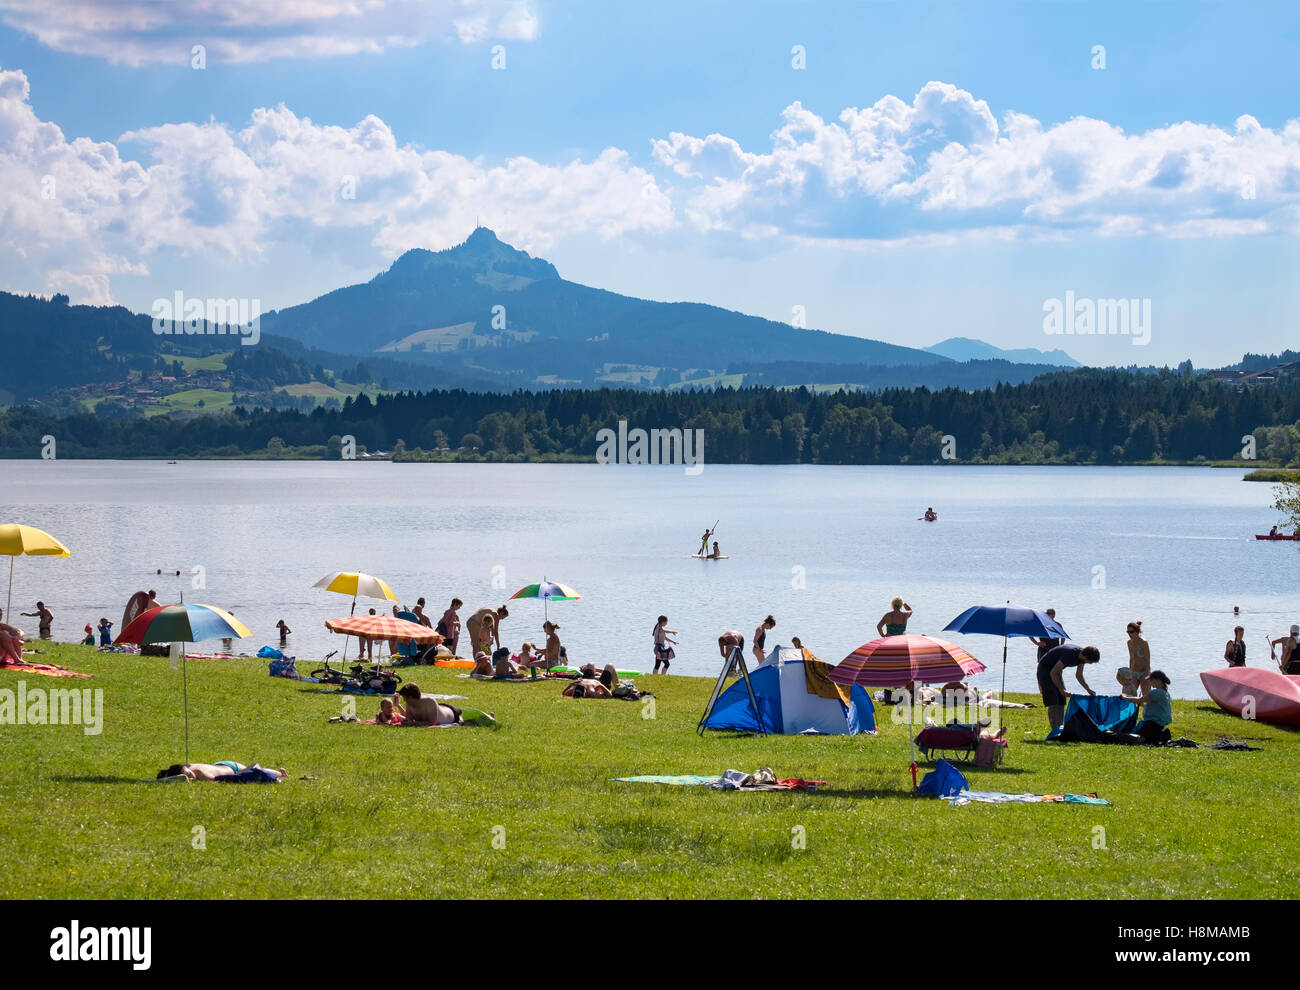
[0,66,673,303]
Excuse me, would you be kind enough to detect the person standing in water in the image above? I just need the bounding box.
[22,601,53,639]
[1271,625,1300,673]
[752,615,775,666]
[276,619,291,646]
[876,597,912,638]
[1224,625,1246,667]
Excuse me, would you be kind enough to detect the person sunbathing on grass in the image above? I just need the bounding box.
[0,609,25,663]
[394,683,462,726]
[375,699,398,724]
[156,762,287,781]
[472,651,495,677]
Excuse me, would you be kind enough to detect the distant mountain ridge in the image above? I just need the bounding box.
[925,336,1080,367]
[262,227,952,387]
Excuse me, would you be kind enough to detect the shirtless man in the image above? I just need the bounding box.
[22,601,53,639]
[699,528,713,555]
[413,597,433,628]
[1271,625,1300,674]
[563,677,613,699]
[465,605,508,656]
[394,683,461,726]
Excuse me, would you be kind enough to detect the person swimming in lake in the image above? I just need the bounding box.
[877,597,912,638]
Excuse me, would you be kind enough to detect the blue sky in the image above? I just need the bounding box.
[1,0,1298,367]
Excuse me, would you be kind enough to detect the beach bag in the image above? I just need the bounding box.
[917,759,967,798]
[268,657,297,679]
[258,646,286,660]
[974,733,1006,767]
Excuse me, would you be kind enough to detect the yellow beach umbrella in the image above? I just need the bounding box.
[312,571,398,615]
[0,524,70,624]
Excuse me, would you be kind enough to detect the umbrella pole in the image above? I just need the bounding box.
[182,643,190,765]
[1000,636,1008,702]
[5,555,11,626]
[908,680,918,791]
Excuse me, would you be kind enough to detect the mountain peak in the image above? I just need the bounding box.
[381,228,559,286]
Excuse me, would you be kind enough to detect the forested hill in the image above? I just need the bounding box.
[3,367,1299,465]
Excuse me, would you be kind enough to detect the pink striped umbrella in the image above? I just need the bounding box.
[830,634,987,790]
[829,634,986,687]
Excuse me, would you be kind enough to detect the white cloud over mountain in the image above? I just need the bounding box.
[0,0,539,66]
[652,81,1300,242]
[0,66,672,302]
[3,69,1300,305]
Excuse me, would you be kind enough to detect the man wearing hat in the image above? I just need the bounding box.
[1271,625,1300,674]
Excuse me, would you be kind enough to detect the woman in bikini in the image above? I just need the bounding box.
[752,615,775,666]
[877,597,912,638]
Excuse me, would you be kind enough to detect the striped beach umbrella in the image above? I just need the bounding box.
[509,579,581,620]
[115,603,252,764]
[324,613,441,643]
[829,634,986,687]
[830,634,986,790]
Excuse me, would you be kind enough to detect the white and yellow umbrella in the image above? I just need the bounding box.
[0,524,69,623]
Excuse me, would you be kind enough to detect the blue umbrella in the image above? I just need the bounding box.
[943,604,1069,701]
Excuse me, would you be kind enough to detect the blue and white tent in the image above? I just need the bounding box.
[701,645,876,735]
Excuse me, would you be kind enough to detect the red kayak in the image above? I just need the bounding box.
[1200,667,1300,726]
[1256,534,1300,541]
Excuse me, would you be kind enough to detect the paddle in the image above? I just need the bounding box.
[1267,633,1286,673]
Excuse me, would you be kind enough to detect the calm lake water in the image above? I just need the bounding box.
[2,460,1296,699]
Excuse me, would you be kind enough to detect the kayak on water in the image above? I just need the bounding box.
[1256,534,1300,541]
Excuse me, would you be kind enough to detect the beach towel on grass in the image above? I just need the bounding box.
[943,790,1110,807]
[216,765,282,784]
[0,658,92,678]
[616,769,826,791]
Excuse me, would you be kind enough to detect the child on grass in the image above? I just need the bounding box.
[98,617,113,647]
[1132,670,1173,744]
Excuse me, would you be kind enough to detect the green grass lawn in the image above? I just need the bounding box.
[156,388,235,413]
[2,643,1298,899]
[170,353,231,373]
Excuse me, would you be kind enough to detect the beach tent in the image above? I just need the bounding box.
[701,645,875,735]
[1047,694,1138,742]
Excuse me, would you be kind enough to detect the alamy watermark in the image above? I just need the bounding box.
[595,420,705,475]
[1043,291,1150,346]
[151,291,261,346]
[1,681,103,735]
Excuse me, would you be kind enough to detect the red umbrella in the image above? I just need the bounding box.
[830,634,987,790]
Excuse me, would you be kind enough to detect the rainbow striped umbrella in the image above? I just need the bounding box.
[509,579,581,620]
[830,634,986,790]
[115,603,252,764]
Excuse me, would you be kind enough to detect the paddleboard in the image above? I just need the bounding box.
[691,554,729,559]
[121,590,151,632]
[1200,666,1300,726]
